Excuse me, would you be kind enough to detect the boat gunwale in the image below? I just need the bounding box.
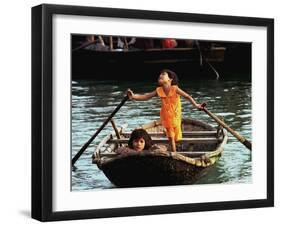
[94,118,227,168]
[75,46,226,54]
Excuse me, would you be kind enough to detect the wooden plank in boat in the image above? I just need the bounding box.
[98,151,214,157]
[108,137,218,144]
[178,151,213,155]
[121,131,217,136]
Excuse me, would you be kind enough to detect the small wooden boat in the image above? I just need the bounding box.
[92,118,228,187]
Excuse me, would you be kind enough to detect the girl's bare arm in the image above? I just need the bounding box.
[127,89,157,101]
[176,87,203,109]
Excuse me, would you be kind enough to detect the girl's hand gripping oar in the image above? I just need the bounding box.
[201,103,252,151]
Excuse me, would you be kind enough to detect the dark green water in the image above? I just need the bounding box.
[71,79,252,191]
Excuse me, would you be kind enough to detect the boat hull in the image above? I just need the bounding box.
[99,152,213,187]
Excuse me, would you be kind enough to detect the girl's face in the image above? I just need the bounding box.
[132,138,145,151]
[158,72,172,86]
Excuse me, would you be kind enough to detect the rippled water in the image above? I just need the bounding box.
[71,79,252,191]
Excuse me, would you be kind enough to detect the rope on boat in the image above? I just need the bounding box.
[195,41,220,80]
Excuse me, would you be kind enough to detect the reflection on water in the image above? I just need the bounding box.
[71,79,252,191]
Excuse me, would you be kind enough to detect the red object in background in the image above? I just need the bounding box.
[162,39,177,48]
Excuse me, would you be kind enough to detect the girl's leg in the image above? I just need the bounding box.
[169,137,177,152]
[166,127,177,152]
[173,125,182,152]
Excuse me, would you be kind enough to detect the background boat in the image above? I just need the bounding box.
[72,36,251,80]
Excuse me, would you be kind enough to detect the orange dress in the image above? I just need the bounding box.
[156,85,182,141]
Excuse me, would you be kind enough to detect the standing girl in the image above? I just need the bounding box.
[127,69,203,152]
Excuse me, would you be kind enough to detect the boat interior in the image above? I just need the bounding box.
[96,120,225,159]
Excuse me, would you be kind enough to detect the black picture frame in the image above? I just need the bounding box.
[32,3,274,222]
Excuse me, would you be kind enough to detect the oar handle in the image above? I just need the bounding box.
[201,103,252,151]
[72,95,129,166]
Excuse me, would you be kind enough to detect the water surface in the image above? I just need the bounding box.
[71,79,252,191]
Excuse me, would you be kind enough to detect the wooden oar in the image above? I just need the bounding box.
[72,95,129,166]
[201,103,252,151]
[110,119,121,139]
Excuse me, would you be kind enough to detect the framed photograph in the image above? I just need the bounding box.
[32,4,274,221]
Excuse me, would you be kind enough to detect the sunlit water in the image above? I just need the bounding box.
[71,79,252,191]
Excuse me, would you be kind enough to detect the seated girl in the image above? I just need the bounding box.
[115,129,167,154]
[128,128,153,151]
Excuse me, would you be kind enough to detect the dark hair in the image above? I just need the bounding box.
[160,69,179,85]
[128,129,153,150]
